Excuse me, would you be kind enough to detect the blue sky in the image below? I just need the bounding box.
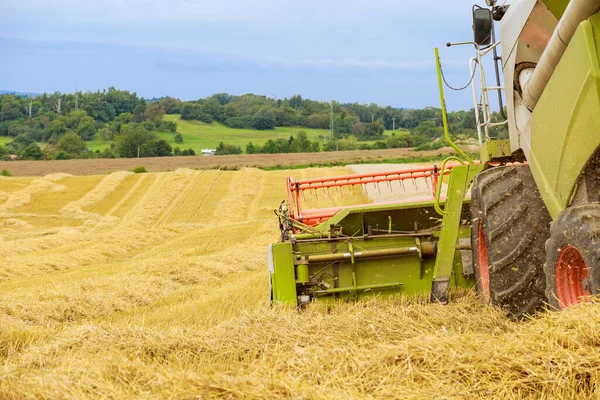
[1,0,484,110]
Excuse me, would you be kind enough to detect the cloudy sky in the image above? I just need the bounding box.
[1,0,486,109]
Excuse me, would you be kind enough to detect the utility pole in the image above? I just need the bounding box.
[393,117,396,131]
[137,139,140,158]
[330,100,334,141]
[371,114,374,123]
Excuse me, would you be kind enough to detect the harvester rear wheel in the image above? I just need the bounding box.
[471,165,551,319]
[544,203,600,310]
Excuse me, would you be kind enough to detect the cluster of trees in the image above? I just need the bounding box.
[246,131,320,154]
[1,88,146,126]
[0,88,189,160]
[153,93,500,143]
[211,129,434,157]
[215,131,321,155]
[322,131,443,152]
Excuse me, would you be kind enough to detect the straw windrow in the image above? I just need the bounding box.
[0,168,598,399]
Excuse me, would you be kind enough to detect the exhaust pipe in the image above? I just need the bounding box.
[522,0,600,111]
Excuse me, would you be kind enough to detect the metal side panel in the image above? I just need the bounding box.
[530,14,600,219]
[268,244,275,304]
[296,236,425,301]
[271,242,297,304]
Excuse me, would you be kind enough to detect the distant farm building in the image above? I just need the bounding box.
[201,149,216,156]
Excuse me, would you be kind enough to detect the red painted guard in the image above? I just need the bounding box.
[286,163,463,226]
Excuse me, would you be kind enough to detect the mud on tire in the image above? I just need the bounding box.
[471,165,552,319]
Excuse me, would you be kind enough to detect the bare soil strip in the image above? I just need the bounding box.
[0,147,467,177]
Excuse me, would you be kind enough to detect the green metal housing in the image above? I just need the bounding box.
[529,14,600,219]
[270,200,476,305]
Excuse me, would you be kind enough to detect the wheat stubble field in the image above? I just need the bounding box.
[0,167,599,399]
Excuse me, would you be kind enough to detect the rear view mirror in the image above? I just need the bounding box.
[473,8,493,46]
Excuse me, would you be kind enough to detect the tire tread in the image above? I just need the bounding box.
[472,165,551,319]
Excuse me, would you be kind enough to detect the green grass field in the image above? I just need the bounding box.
[85,115,335,154]
[0,115,403,155]
[85,114,404,154]
[162,114,334,151]
[86,136,110,152]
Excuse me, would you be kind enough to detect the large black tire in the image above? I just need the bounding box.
[471,165,552,319]
[544,203,600,310]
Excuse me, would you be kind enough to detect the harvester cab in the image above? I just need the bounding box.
[270,0,600,317]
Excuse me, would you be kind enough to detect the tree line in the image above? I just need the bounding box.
[0,88,193,160]
[0,88,507,160]
[158,92,506,151]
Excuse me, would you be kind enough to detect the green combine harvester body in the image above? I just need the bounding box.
[270,0,600,315]
[270,201,475,305]
[529,12,600,219]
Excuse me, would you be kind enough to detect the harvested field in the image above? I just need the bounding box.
[0,147,474,177]
[0,167,599,399]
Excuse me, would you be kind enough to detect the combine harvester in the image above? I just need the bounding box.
[269,0,600,318]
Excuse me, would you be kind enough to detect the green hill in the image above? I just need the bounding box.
[87,114,333,154]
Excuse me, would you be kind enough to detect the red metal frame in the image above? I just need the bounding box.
[477,222,491,303]
[286,163,462,226]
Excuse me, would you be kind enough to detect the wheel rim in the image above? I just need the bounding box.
[478,222,490,302]
[556,245,591,309]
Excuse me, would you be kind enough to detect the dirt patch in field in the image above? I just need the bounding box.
[0,147,466,177]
